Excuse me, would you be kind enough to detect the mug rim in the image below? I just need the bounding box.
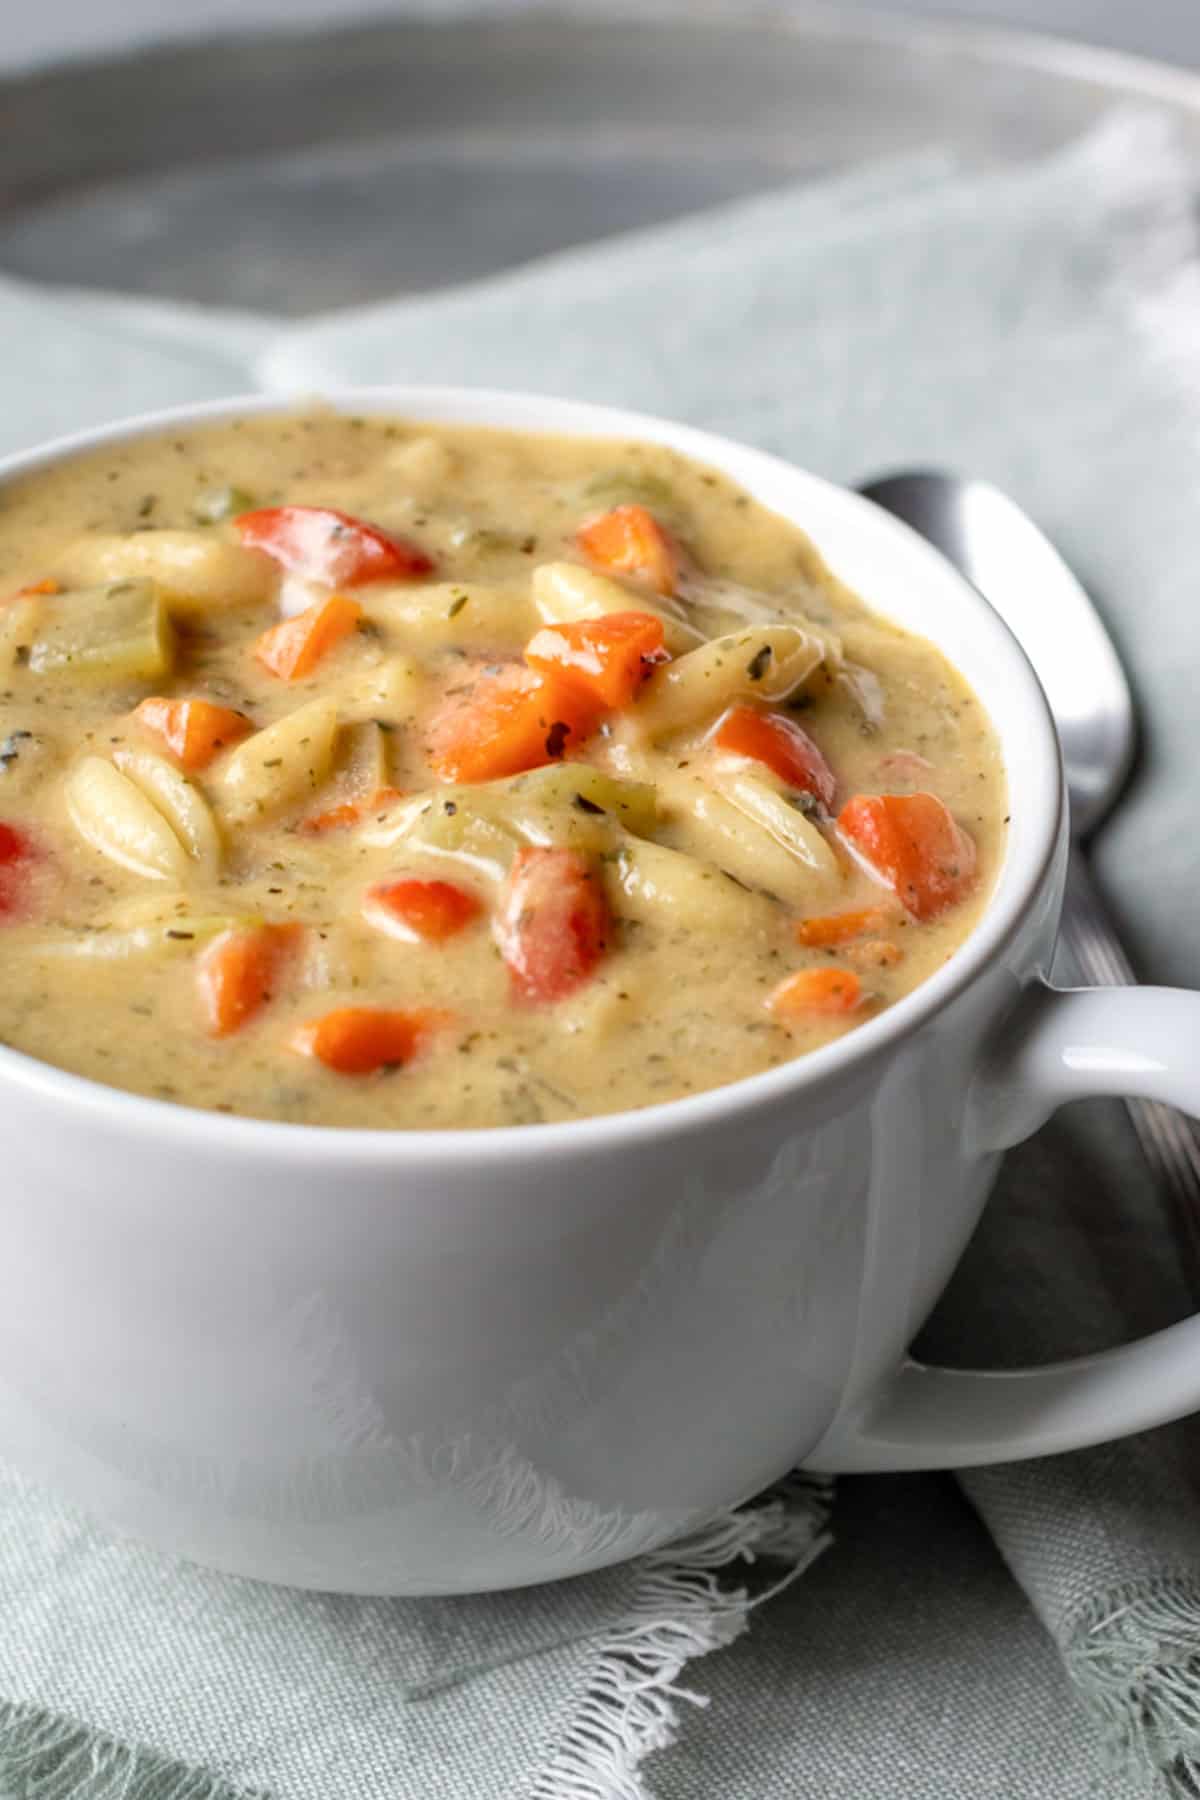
[0,384,1064,1165]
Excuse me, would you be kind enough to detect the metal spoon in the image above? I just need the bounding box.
[859,470,1200,1277]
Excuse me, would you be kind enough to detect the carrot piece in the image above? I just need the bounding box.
[794,906,894,948]
[362,877,482,943]
[838,792,977,921]
[846,939,904,970]
[135,697,252,771]
[494,846,610,1004]
[576,505,681,595]
[6,577,59,604]
[525,610,666,710]
[767,966,863,1019]
[196,923,302,1038]
[235,505,434,585]
[299,786,404,835]
[253,592,363,681]
[428,664,599,784]
[290,1006,447,1075]
[714,706,836,808]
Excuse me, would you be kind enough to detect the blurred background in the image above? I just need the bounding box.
[2,0,1200,70]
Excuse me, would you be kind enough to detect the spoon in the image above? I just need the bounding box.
[859,470,1200,1276]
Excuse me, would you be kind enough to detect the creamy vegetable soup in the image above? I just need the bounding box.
[0,412,1005,1128]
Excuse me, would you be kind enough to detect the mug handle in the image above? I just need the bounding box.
[805,982,1200,1472]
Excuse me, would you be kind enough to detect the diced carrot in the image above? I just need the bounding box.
[767,966,863,1019]
[714,706,836,808]
[576,505,681,595]
[494,846,610,1004]
[135,697,252,771]
[5,577,59,604]
[428,664,600,784]
[235,505,434,585]
[253,592,363,681]
[838,792,977,921]
[299,787,404,835]
[794,906,894,948]
[525,610,666,710]
[196,923,302,1038]
[362,877,482,943]
[290,1006,447,1075]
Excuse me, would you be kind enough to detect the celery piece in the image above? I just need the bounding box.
[583,470,678,513]
[191,485,253,525]
[29,580,172,681]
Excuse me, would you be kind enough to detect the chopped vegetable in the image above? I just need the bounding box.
[362,877,482,942]
[196,923,301,1037]
[577,505,681,596]
[838,792,977,921]
[235,506,434,586]
[525,610,666,710]
[135,697,251,771]
[29,580,173,681]
[254,592,363,681]
[767,967,863,1018]
[212,696,339,825]
[6,578,60,603]
[494,846,610,1003]
[794,906,894,948]
[428,664,599,784]
[0,820,37,919]
[191,485,253,525]
[714,706,836,808]
[291,1006,446,1074]
[583,469,678,512]
[300,787,403,834]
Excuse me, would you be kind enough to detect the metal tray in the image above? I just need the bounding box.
[2,3,1199,315]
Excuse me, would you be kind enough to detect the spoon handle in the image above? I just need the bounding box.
[1059,843,1200,1287]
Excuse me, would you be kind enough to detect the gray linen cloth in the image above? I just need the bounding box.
[0,107,1198,1799]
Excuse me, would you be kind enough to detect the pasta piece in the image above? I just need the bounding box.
[371,767,655,864]
[612,837,776,936]
[630,626,824,742]
[686,575,843,663]
[64,756,191,882]
[113,748,222,882]
[362,793,520,884]
[708,769,842,889]
[530,562,703,653]
[657,771,838,909]
[212,697,339,824]
[498,764,658,838]
[364,581,534,650]
[53,531,273,614]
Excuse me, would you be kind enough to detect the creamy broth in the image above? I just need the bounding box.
[0,412,1005,1128]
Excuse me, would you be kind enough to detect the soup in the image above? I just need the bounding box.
[0,411,1004,1128]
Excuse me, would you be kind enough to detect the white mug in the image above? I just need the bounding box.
[2,387,1199,1596]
